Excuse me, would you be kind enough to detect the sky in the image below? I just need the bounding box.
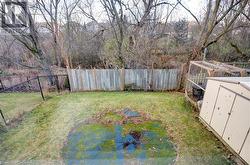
[174,0,205,21]
[0,0,206,25]
[72,0,206,23]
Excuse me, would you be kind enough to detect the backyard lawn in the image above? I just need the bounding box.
[0,92,232,164]
[0,93,42,122]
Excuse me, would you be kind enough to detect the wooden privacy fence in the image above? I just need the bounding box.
[67,69,181,91]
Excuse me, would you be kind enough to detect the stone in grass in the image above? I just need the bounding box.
[122,108,140,118]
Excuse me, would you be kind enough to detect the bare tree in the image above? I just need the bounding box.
[1,0,248,71]
[100,0,126,68]
[0,1,53,76]
[0,36,38,69]
[63,0,80,68]
[36,0,63,67]
[194,0,249,59]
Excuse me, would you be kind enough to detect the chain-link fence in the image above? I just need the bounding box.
[0,75,70,127]
[0,74,70,94]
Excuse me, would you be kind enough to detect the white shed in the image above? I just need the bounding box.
[200,77,250,164]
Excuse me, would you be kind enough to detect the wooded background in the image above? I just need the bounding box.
[0,0,249,76]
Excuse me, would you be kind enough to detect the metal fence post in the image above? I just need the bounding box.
[37,76,45,101]
[0,109,7,125]
[0,79,4,90]
[55,75,60,93]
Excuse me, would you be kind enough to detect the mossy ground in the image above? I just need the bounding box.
[0,92,233,164]
[62,111,177,165]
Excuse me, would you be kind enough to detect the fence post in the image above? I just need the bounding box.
[37,76,45,101]
[178,64,185,90]
[55,75,60,93]
[151,65,154,91]
[0,109,7,125]
[0,79,4,90]
[67,75,71,92]
[93,68,97,90]
[120,68,125,91]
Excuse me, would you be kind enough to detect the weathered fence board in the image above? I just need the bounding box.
[67,69,180,91]
[125,69,149,90]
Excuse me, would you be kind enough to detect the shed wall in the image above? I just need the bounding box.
[240,133,250,164]
[200,79,250,164]
[222,96,250,153]
[210,87,235,136]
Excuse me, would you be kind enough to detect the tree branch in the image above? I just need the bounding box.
[177,0,200,26]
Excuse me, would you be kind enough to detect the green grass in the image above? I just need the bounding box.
[0,92,232,164]
[0,93,42,121]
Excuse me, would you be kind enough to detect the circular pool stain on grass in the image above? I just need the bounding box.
[62,109,177,165]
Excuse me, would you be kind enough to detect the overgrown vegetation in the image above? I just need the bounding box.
[0,0,249,71]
